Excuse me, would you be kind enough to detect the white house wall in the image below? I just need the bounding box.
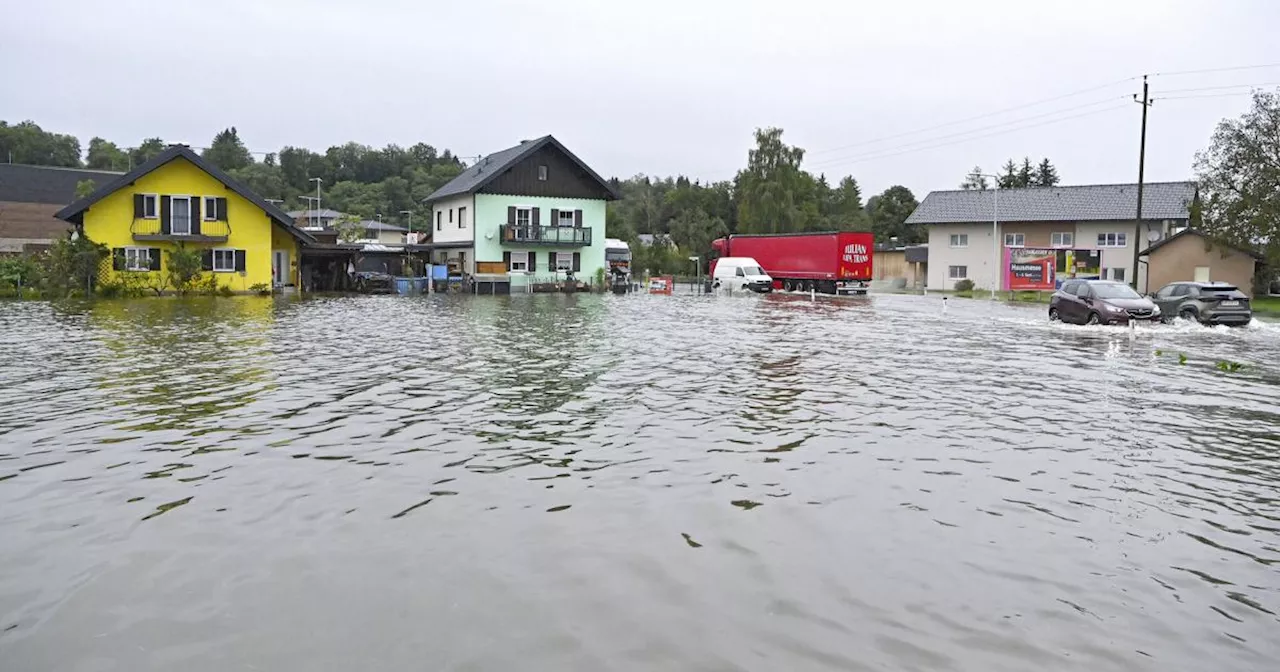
[927,223,999,290]
[431,194,475,245]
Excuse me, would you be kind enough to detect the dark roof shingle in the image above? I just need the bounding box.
[0,164,124,204]
[424,135,618,202]
[905,182,1196,224]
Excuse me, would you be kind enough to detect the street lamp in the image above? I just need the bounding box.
[400,210,414,243]
[308,177,323,228]
[689,255,700,293]
[976,175,1001,300]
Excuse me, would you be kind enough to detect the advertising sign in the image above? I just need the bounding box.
[1004,248,1056,291]
[1054,249,1101,286]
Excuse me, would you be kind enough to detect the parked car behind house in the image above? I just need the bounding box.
[1150,282,1252,326]
[1049,280,1161,325]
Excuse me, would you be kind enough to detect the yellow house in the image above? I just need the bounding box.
[55,145,315,292]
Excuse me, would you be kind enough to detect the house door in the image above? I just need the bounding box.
[171,197,191,235]
[273,250,288,287]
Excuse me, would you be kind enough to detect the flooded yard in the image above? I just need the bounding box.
[1,293,1278,671]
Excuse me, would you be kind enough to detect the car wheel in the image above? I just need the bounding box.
[1179,308,1197,323]
[1086,312,1101,326]
[1048,307,1060,322]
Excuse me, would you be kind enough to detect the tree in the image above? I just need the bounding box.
[1194,88,1280,274]
[203,127,253,171]
[667,207,728,260]
[42,234,108,296]
[831,176,870,230]
[1017,157,1034,188]
[75,179,96,199]
[736,127,811,233]
[166,242,204,294]
[997,159,1019,189]
[960,166,989,190]
[130,138,166,167]
[0,120,81,167]
[228,163,287,202]
[867,186,921,244]
[1033,158,1060,187]
[86,137,128,171]
[333,214,366,243]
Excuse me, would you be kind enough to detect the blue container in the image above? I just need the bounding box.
[394,278,411,294]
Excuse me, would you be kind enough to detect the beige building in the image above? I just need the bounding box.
[907,182,1196,292]
[1140,228,1261,296]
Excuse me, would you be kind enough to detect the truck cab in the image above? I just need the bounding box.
[711,257,773,293]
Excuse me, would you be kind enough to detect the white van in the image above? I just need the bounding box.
[711,257,773,293]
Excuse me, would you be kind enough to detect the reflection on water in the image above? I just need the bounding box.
[1,293,1279,671]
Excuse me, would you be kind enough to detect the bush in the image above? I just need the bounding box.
[43,235,109,297]
[217,284,235,297]
[249,282,271,296]
[954,279,975,292]
[166,243,204,295]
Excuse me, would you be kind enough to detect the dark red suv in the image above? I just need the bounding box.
[1049,280,1161,325]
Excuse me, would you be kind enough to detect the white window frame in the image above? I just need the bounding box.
[203,196,218,221]
[1051,231,1073,248]
[1097,232,1128,248]
[948,265,968,279]
[555,252,573,271]
[557,209,575,228]
[515,206,532,229]
[169,195,192,235]
[949,234,968,248]
[509,251,529,272]
[141,193,158,219]
[124,246,151,272]
[1003,233,1025,248]
[1104,267,1126,282]
[212,248,237,273]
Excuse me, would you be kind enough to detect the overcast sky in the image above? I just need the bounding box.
[3,0,1277,196]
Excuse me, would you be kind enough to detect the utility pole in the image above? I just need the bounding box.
[1132,75,1153,290]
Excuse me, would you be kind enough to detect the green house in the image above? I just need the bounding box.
[424,135,619,292]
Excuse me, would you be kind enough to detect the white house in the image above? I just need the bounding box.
[907,182,1196,292]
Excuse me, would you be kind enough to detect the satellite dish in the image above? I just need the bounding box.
[1147,230,1161,242]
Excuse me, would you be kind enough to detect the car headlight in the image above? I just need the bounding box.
[1151,305,1161,315]
[1106,303,1127,312]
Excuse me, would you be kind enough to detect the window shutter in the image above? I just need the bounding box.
[528,251,536,272]
[112,248,125,271]
[149,248,161,271]
[191,198,202,236]
[531,207,540,226]
[503,251,511,271]
[217,197,228,221]
[572,252,581,272]
[574,209,583,227]
[133,194,144,218]
[234,249,246,273]
[201,249,213,271]
[507,206,516,226]
[160,196,171,234]
[551,209,560,226]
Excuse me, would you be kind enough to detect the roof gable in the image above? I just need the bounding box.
[424,135,619,202]
[1138,227,1263,260]
[54,146,315,243]
[905,182,1197,225]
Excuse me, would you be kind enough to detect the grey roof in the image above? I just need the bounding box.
[1139,227,1263,260]
[423,134,619,202]
[905,181,1196,224]
[55,145,316,244]
[360,220,407,232]
[285,209,345,219]
[0,164,124,204]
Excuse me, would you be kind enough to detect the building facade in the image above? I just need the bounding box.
[55,146,315,292]
[908,182,1196,292]
[0,163,123,253]
[1141,228,1261,296]
[424,135,618,291]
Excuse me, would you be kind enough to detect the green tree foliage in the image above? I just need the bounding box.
[668,207,728,263]
[736,128,811,233]
[0,120,82,166]
[166,243,204,294]
[0,255,42,296]
[867,186,921,244]
[86,137,129,171]
[960,166,989,190]
[1194,88,1280,273]
[203,127,253,171]
[994,156,1060,188]
[75,179,96,199]
[830,176,870,230]
[130,138,166,167]
[43,234,109,297]
[333,214,366,243]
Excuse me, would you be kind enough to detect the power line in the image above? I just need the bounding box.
[1157,81,1280,94]
[1155,92,1257,101]
[807,95,1130,169]
[1150,63,1280,78]
[809,104,1131,170]
[806,76,1138,156]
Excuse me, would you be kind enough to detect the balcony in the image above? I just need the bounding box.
[499,224,591,247]
[131,218,231,243]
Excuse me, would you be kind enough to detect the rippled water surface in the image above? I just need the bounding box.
[2,293,1280,671]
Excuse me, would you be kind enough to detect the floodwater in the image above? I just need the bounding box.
[1,293,1279,672]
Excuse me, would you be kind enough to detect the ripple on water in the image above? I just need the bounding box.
[1,293,1279,671]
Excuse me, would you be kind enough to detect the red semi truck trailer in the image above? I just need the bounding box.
[710,231,874,295]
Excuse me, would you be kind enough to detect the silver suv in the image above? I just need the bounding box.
[1150,282,1252,326]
